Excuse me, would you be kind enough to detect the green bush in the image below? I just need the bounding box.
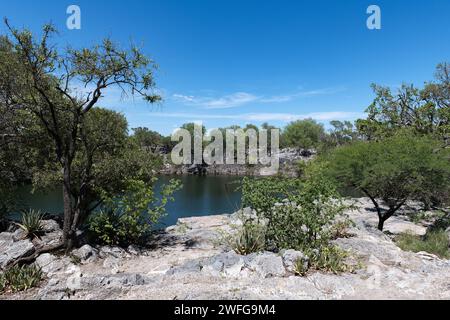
[242,172,346,252]
[88,178,181,246]
[17,209,45,239]
[396,231,450,259]
[0,265,43,293]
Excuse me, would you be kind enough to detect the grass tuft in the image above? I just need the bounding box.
[396,230,449,259]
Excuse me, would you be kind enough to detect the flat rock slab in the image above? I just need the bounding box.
[0,236,34,269]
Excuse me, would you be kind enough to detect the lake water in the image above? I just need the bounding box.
[15,176,244,228]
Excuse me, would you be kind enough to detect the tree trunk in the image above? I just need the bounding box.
[62,158,75,250]
[377,217,385,231]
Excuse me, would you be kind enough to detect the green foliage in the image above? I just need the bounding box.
[0,265,43,293]
[132,127,172,152]
[88,178,181,246]
[16,209,45,239]
[330,219,355,240]
[357,63,450,143]
[0,273,6,292]
[242,171,346,252]
[396,231,450,259]
[305,246,352,274]
[323,133,450,230]
[281,119,326,150]
[230,220,266,255]
[0,21,162,249]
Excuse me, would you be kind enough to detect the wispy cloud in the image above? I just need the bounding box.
[173,92,259,109]
[148,111,363,123]
[172,87,346,109]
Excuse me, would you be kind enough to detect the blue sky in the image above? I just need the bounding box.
[1,0,449,135]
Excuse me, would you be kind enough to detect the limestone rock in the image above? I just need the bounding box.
[245,252,287,278]
[0,236,34,269]
[40,220,61,233]
[281,249,309,274]
[72,245,98,264]
[36,253,74,276]
[99,246,129,259]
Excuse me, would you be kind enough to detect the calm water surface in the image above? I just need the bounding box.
[15,176,243,228]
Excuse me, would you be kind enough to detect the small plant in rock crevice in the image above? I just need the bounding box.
[230,220,266,256]
[16,209,45,239]
[0,265,43,293]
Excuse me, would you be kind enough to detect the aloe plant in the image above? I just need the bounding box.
[16,209,45,239]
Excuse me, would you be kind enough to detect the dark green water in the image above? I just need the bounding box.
[15,176,243,228]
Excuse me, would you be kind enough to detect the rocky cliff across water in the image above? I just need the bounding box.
[159,148,315,177]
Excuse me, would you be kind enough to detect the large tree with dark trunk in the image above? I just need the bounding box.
[0,20,161,250]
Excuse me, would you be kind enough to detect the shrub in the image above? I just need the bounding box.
[16,209,45,239]
[306,246,351,274]
[396,231,450,259]
[242,172,346,252]
[0,265,43,293]
[88,178,181,246]
[230,220,266,255]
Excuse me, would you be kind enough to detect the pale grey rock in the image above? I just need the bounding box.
[201,251,246,277]
[99,246,129,259]
[102,257,121,274]
[245,252,287,278]
[166,260,202,275]
[36,253,74,276]
[80,273,148,288]
[12,228,27,241]
[127,245,141,256]
[281,249,309,274]
[37,230,63,247]
[72,245,98,264]
[0,237,34,269]
[40,220,61,233]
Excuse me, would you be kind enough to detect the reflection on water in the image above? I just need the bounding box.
[15,176,244,228]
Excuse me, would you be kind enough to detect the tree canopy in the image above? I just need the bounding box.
[322,133,450,230]
[0,20,162,250]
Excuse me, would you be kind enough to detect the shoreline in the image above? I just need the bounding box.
[2,198,450,300]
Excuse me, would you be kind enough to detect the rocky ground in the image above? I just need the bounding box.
[1,198,450,300]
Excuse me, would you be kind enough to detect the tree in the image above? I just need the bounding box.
[282,119,326,150]
[323,133,450,230]
[0,21,161,250]
[357,63,450,144]
[132,127,168,153]
[329,120,358,146]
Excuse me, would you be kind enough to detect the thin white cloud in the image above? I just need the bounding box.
[148,111,364,123]
[173,92,259,109]
[172,87,346,109]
